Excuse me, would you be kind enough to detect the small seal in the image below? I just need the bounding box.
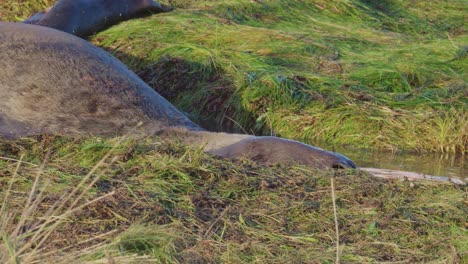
[23,0,171,37]
[0,22,356,169]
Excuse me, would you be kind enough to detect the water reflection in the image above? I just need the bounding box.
[329,147,466,180]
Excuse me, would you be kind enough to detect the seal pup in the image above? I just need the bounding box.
[0,22,356,169]
[23,0,171,37]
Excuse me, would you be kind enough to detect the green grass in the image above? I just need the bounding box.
[0,136,466,262]
[91,0,467,153]
[0,0,466,153]
[0,1,466,262]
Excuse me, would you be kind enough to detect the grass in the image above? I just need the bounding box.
[0,0,466,153]
[0,0,467,262]
[0,136,466,262]
[88,0,466,153]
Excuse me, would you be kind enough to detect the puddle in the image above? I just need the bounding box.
[327,146,466,180]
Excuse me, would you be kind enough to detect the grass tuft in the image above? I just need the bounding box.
[0,136,466,262]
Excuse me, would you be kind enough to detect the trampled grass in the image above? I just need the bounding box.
[0,136,466,262]
[0,1,467,262]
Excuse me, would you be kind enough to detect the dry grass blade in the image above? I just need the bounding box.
[331,175,340,264]
[15,125,142,262]
[2,143,121,262]
[0,155,24,264]
[39,229,118,259]
[13,150,50,239]
[19,191,116,263]
[0,157,38,167]
[83,253,158,264]
[0,154,24,228]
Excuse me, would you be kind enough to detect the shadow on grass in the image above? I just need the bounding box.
[104,48,260,134]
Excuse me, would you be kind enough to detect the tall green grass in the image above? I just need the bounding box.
[0,2,466,262]
[93,0,466,153]
[3,0,468,154]
[0,0,466,153]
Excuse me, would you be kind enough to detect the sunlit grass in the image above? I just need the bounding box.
[0,0,466,262]
[92,0,467,153]
[0,136,466,262]
[1,0,465,152]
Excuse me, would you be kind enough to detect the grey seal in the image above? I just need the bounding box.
[23,0,170,37]
[0,22,356,169]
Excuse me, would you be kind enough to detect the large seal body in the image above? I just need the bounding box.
[0,22,198,137]
[0,22,356,169]
[23,0,168,37]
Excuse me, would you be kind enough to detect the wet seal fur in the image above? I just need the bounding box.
[0,22,356,169]
[23,0,171,38]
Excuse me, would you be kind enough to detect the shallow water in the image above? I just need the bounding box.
[327,146,467,180]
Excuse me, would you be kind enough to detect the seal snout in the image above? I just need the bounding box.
[331,160,356,169]
[331,153,357,169]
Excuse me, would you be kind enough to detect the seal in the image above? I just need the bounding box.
[0,22,356,169]
[23,0,170,37]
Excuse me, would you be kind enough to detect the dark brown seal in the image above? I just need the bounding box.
[0,22,356,169]
[23,0,170,37]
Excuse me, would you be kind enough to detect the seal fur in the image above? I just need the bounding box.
[23,0,170,37]
[0,22,356,169]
